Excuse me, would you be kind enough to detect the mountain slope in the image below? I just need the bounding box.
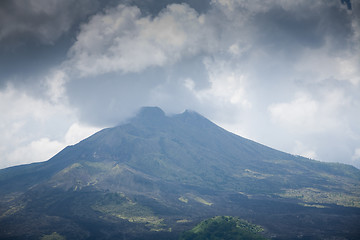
[0,107,359,239]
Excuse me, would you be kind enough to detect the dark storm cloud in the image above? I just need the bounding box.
[254,7,324,51]
[0,36,71,89]
[0,0,109,89]
[0,0,99,47]
[341,0,352,10]
[245,1,355,58]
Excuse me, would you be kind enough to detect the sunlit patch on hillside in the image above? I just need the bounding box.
[279,187,360,208]
[92,192,166,231]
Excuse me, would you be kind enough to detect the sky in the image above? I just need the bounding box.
[0,0,359,169]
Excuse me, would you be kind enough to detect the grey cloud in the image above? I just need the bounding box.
[66,69,162,126]
[0,0,99,46]
[0,0,101,89]
[0,37,71,89]
[250,1,356,58]
[254,7,324,51]
[341,0,352,10]
[66,56,209,126]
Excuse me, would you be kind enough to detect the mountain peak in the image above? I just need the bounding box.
[136,106,165,119]
[175,109,215,128]
[129,106,167,128]
[182,109,206,118]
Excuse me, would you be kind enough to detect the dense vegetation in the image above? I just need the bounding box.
[179,216,267,240]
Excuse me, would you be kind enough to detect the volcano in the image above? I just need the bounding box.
[0,107,359,239]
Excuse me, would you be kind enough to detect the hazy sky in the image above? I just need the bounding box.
[1,0,359,169]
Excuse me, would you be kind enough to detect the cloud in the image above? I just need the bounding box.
[341,0,352,10]
[268,93,320,132]
[0,83,99,169]
[64,123,100,145]
[68,3,213,77]
[44,69,69,103]
[2,122,100,169]
[267,86,354,135]
[4,138,64,168]
[293,140,318,160]
[0,0,98,47]
[0,0,102,89]
[352,148,360,162]
[295,45,360,86]
[267,81,360,166]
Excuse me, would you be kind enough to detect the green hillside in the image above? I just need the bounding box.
[179,216,268,240]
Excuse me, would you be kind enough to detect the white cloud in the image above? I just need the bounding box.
[2,122,100,169]
[293,140,317,160]
[5,138,64,168]
[268,93,320,132]
[352,148,360,162]
[0,83,100,169]
[64,122,100,145]
[268,88,352,134]
[194,58,251,109]
[295,46,360,86]
[44,69,68,103]
[266,85,360,166]
[68,3,212,77]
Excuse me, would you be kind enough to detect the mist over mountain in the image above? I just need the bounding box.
[0,107,359,239]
